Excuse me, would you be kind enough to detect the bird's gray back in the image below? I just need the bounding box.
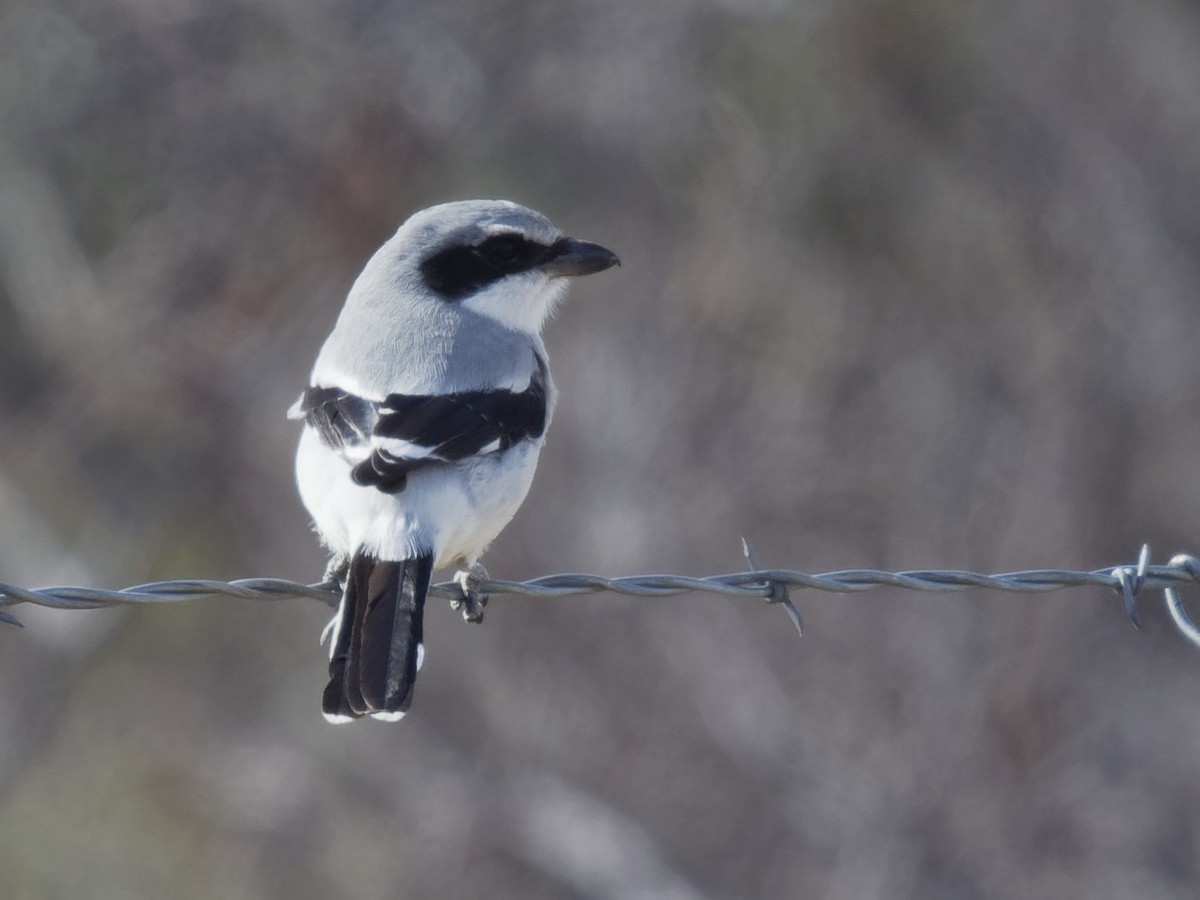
[312,200,561,397]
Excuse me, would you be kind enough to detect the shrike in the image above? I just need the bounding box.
[291,200,619,723]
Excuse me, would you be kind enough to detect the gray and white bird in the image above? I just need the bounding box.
[290,200,619,723]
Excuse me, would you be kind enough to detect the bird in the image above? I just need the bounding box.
[290,199,619,723]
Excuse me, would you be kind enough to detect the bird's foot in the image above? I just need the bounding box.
[322,554,350,591]
[451,562,490,624]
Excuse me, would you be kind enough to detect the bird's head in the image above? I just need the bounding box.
[386,199,619,335]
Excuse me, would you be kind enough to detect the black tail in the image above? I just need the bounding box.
[322,552,433,723]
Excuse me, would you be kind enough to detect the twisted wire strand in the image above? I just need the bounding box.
[1,548,1197,648]
[0,567,1154,609]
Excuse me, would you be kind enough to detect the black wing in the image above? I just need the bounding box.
[297,354,549,495]
[296,388,376,452]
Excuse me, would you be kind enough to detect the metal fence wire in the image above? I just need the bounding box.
[2,542,1198,651]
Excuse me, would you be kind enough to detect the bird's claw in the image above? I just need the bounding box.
[452,563,490,623]
[322,554,350,591]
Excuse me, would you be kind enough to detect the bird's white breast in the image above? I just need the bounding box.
[296,428,545,569]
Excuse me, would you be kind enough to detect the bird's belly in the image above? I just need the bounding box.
[295,429,542,568]
[429,443,543,567]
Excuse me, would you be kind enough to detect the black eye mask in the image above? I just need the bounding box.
[420,234,558,300]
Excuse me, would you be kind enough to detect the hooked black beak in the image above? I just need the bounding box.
[541,238,621,277]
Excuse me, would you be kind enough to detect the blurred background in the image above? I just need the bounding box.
[1,0,1199,897]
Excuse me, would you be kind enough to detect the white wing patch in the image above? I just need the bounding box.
[375,436,438,460]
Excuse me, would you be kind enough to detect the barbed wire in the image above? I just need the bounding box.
[1,543,1198,651]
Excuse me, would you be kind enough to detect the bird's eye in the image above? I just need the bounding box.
[481,235,522,264]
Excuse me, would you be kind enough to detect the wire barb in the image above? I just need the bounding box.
[1111,543,1150,628]
[2,546,1199,651]
[742,537,803,636]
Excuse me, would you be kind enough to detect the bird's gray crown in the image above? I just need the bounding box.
[401,200,563,254]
